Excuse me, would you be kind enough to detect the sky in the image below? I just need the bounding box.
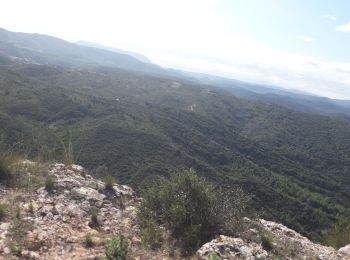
[1,0,350,99]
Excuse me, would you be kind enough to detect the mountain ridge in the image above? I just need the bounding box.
[76,40,151,63]
[2,27,350,118]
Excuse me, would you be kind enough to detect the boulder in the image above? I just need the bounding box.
[338,244,350,256]
[196,235,268,260]
[70,164,84,172]
[72,187,106,203]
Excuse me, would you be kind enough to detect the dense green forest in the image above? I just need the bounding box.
[1,62,350,241]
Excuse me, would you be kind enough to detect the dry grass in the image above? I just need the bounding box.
[104,175,116,191]
[0,203,7,220]
[0,153,21,185]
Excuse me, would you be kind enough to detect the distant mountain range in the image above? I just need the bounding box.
[76,40,151,63]
[1,27,350,240]
[0,27,166,75]
[187,72,350,118]
[1,27,350,118]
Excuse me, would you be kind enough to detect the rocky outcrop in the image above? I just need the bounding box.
[1,161,350,259]
[0,162,167,259]
[196,235,268,259]
[260,219,347,259]
[197,219,350,260]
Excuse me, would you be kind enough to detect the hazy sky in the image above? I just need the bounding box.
[2,0,350,99]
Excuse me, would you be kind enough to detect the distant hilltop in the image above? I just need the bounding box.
[76,41,151,64]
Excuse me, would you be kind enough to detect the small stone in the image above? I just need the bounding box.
[66,236,78,243]
[72,187,106,203]
[22,249,30,257]
[3,246,10,254]
[71,164,84,172]
[132,236,142,245]
[104,226,111,232]
[29,251,40,259]
[92,236,103,245]
[0,222,10,230]
[88,229,99,236]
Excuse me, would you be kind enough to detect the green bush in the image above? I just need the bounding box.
[45,175,55,192]
[11,245,22,257]
[61,138,76,165]
[19,162,51,190]
[104,175,116,191]
[207,255,220,260]
[28,202,34,215]
[8,215,32,252]
[104,235,129,260]
[0,204,6,221]
[15,208,21,219]
[0,154,18,184]
[84,233,94,248]
[323,217,350,248]
[89,207,99,228]
[260,232,274,251]
[137,169,250,254]
[139,217,163,249]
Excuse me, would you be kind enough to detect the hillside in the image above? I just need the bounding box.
[1,61,350,242]
[0,161,349,259]
[0,28,163,76]
[190,73,350,117]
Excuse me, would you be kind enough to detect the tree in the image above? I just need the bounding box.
[137,169,250,254]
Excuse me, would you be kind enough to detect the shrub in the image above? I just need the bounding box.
[61,137,76,165]
[11,245,22,256]
[260,232,274,251]
[45,176,55,192]
[104,235,129,260]
[137,169,250,254]
[20,162,51,190]
[89,207,99,228]
[28,202,34,215]
[323,217,350,248]
[15,208,21,219]
[0,154,18,184]
[0,204,6,220]
[104,175,116,191]
[8,215,32,252]
[84,233,94,248]
[139,217,163,249]
[273,237,299,258]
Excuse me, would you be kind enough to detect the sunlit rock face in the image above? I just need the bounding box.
[196,218,350,260]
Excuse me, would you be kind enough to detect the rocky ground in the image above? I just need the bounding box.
[0,161,349,259]
[0,162,169,259]
[196,218,350,259]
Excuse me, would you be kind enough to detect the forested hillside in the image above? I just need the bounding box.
[1,62,350,240]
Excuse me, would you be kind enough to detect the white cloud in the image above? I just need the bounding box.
[297,36,314,43]
[336,22,350,32]
[321,14,336,21]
